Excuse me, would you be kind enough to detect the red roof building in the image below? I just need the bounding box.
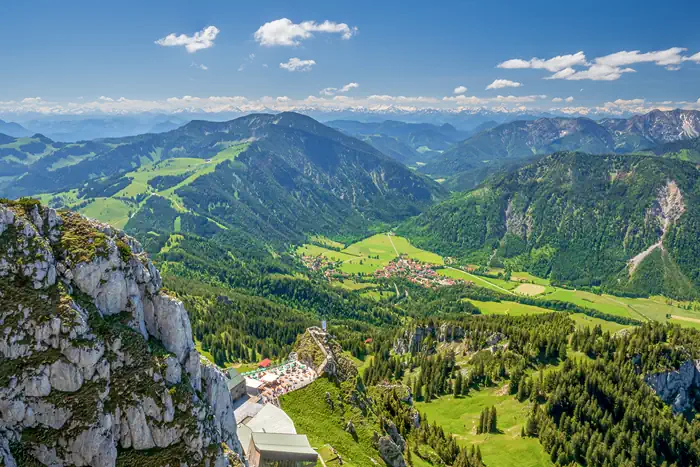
[258,358,272,368]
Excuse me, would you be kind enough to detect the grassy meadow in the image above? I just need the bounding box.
[416,387,553,467]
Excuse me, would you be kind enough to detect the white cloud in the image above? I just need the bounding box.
[1,93,696,117]
[238,53,256,72]
[443,94,546,104]
[453,85,468,95]
[254,18,357,47]
[595,47,687,68]
[498,51,587,72]
[565,96,574,102]
[191,62,208,71]
[501,47,700,81]
[486,79,522,90]
[550,64,636,81]
[552,97,563,103]
[320,82,359,96]
[155,26,220,53]
[279,57,316,72]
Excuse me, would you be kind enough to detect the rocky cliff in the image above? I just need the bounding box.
[0,199,241,466]
[645,360,700,413]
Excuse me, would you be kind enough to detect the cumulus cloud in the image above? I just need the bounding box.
[498,52,587,72]
[1,93,696,117]
[155,26,220,53]
[486,79,522,90]
[254,18,357,46]
[320,82,359,96]
[565,96,574,102]
[500,47,700,81]
[279,57,316,72]
[454,85,468,95]
[552,97,563,103]
[191,62,208,71]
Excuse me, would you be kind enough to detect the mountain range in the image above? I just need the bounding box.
[419,109,700,190]
[0,112,444,250]
[327,120,474,165]
[399,151,700,299]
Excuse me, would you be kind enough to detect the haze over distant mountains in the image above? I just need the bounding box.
[1,105,687,142]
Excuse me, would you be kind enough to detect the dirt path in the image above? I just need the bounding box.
[671,315,700,324]
[446,266,515,295]
[386,233,400,256]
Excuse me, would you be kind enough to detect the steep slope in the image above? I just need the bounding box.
[399,152,700,298]
[0,199,242,466]
[420,109,700,191]
[1,113,445,248]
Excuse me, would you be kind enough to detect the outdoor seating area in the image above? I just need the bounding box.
[244,361,317,403]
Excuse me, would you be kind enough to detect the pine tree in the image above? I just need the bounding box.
[454,372,463,396]
[490,406,497,433]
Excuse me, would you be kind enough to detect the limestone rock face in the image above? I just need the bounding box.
[0,200,242,467]
[645,360,700,413]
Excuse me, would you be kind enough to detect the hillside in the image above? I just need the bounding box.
[327,120,470,165]
[399,152,700,299]
[647,136,700,162]
[0,120,31,138]
[0,199,242,466]
[420,109,700,190]
[0,113,445,249]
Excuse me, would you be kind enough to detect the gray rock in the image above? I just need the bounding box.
[144,294,195,363]
[165,356,182,385]
[645,359,700,413]
[125,405,155,450]
[49,360,84,393]
[378,436,406,467]
[201,361,238,448]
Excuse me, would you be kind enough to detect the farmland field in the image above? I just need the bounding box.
[513,283,546,296]
[416,388,553,467]
[465,299,552,316]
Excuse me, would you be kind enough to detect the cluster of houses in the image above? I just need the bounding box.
[374,257,462,288]
[224,358,319,467]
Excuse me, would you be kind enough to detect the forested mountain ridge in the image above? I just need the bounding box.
[419,109,700,190]
[327,119,471,165]
[0,112,445,249]
[399,152,700,299]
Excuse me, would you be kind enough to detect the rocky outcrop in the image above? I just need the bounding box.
[377,436,406,467]
[393,324,465,355]
[0,200,242,467]
[645,360,700,413]
[294,327,357,382]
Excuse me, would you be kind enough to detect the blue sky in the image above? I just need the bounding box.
[1,0,699,116]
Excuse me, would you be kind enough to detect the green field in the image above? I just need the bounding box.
[416,388,552,467]
[298,233,443,276]
[78,197,135,229]
[297,244,358,262]
[438,268,516,294]
[281,378,381,467]
[331,280,378,291]
[465,299,552,316]
[310,235,345,249]
[569,313,632,334]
